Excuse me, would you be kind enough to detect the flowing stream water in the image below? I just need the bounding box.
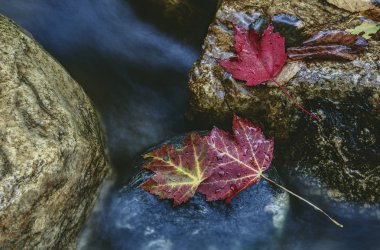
[0,1,378,249]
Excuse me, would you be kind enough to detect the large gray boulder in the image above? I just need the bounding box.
[187,0,380,204]
[0,14,110,249]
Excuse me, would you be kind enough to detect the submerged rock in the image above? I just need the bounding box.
[187,0,380,203]
[96,134,289,250]
[0,14,110,248]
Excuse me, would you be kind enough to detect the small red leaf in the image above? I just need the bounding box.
[198,114,274,203]
[141,133,213,206]
[219,23,320,121]
[219,24,287,86]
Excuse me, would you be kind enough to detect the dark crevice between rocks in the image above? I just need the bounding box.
[19,76,54,119]
[0,145,13,181]
[127,0,219,48]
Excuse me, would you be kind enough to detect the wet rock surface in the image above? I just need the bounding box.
[0,14,109,249]
[278,94,380,204]
[81,134,289,250]
[187,0,380,204]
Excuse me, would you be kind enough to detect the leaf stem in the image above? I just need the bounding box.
[271,78,321,122]
[261,174,343,228]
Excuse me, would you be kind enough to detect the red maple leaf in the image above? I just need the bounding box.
[219,23,320,121]
[140,115,342,227]
[198,114,274,203]
[141,133,213,206]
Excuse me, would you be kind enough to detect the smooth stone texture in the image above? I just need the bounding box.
[91,134,289,250]
[0,14,109,249]
[187,0,380,203]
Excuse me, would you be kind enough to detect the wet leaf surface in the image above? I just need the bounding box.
[198,115,274,203]
[141,133,213,206]
[218,23,287,86]
[288,30,368,61]
[302,30,368,48]
[288,45,358,61]
[218,23,320,120]
[142,115,274,205]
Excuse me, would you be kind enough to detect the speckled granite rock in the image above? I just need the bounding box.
[0,14,110,249]
[79,134,289,250]
[187,0,380,203]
